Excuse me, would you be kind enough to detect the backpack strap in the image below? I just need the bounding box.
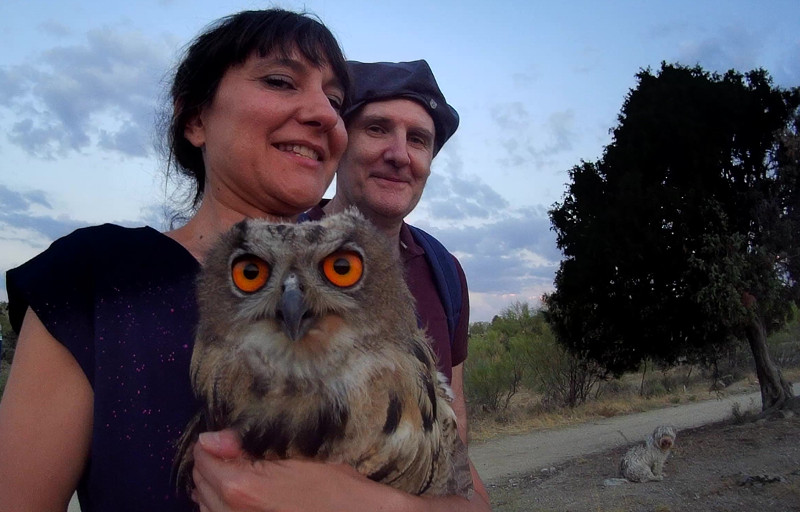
[408,225,462,348]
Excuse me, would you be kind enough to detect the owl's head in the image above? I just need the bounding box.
[195,209,417,373]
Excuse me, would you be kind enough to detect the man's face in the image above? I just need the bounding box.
[335,98,435,223]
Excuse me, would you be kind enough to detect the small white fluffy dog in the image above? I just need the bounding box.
[619,425,677,482]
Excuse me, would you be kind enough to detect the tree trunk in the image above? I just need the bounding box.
[639,359,647,397]
[744,314,794,411]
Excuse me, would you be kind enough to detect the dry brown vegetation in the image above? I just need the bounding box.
[468,367,800,443]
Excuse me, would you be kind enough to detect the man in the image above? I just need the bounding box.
[304,59,490,508]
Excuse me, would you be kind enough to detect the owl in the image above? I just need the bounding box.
[174,209,472,498]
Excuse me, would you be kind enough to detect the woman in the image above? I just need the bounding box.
[0,9,349,511]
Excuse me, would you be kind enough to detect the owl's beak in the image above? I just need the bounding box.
[278,273,311,341]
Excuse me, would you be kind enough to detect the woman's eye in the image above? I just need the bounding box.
[263,76,294,89]
[327,95,343,112]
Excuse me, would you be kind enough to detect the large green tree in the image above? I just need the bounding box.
[546,63,799,410]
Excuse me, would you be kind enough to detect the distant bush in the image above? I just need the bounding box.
[700,339,753,386]
[525,335,603,408]
[464,300,799,423]
[465,302,604,412]
[597,377,632,397]
[767,309,800,368]
[641,379,668,398]
[464,331,522,412]
[1,302,16,399]
[1,301,18,366]
[0,361,9,400]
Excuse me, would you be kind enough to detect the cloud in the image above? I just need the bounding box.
[774,40,800,88]
[424,171,509,220]
[0,184,89,241]
[512,71,537,88]
[677,25,762,74]
[0,185,52,211]
[38,20,74,39]
[490,102,531,131]
[0,183,157,250]
[420,143,510,221]
[0,211,89,243]
[0,27,175,159]
[490,102,576,169]
[415,205,560,296]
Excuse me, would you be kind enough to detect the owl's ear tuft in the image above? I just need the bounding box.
[337,206,368,226]
[224,219,253,253]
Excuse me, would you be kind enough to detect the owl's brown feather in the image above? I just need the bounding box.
[174,209,471,498]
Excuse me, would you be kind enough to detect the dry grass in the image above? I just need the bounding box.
[467,366,800,443]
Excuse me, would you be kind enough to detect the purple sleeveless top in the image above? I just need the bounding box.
[7,224,200,511]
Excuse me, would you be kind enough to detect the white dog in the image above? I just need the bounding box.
[619,425,677,482]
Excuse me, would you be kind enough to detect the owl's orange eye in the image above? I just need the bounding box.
[231,255,270,293]
[321,250,363,288]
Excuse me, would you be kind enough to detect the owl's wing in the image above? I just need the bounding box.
[354,332,469,497]
[172,410,206,493]
[447,436,475,499]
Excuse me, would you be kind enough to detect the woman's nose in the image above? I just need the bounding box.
[298,89,340,131]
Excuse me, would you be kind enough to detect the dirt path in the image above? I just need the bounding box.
[487,412,800,511]
[471,384,800,512]
[471,385,794,483]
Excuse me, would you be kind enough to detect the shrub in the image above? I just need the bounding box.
[0,361,9,400]
[641,379,668,398]
[464,332,522,412]
[525,335,603,408]
[767,311,800,368]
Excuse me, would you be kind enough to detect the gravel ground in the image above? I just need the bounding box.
[487,412,800,511]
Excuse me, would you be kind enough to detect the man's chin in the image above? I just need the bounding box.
[362,201,413,223]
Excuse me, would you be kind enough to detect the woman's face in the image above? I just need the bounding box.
[184,49,348,218]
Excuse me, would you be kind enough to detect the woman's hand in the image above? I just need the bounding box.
[191,430,418,512]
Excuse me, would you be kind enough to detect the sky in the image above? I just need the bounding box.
[1,0,799,322]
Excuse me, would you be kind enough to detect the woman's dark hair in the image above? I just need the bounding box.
[167,9,350,208]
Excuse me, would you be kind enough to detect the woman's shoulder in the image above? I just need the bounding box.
[36,223,193,265]
[57,223,169,250]
[7,224,196,329]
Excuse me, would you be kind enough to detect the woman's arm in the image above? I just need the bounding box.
[0,308,93,512]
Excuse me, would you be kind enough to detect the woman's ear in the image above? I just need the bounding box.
[184,111,206,148]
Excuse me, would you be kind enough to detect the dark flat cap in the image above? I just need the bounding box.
[345,60,459,155]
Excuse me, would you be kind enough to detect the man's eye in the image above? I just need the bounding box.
[366,125,385,135]
[409,135,430,148]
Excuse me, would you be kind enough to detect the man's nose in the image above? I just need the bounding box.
[383,133,411,168]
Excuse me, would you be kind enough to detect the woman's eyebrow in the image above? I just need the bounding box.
[252,55,305,73]
[253,55,344,91]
